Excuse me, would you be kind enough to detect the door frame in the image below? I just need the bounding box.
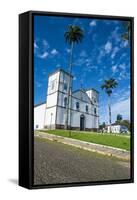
[80,114,85,131]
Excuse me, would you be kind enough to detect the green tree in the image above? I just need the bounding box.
[99,122,106,130]
[117,120,130,131]
[101,78,118,132]
[122,21,130,41]
[116,114,123,122]
[64,25,84,130]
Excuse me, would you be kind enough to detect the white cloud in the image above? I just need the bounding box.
[119,63,126,70]
[34,41,38,49]
[75,57,91,66]
[104,41,112,53]
[100,86,131,124]
[118,71,129,80]
[111,97,130,121]
[86,65,97,72]
[118,90,130,101]
[109,26,121,44]
[34,39,50,58]
[120,53,127,60]
[74,54,97,72]
[38,51,49,59]
[97,41,113,64]
[117,62,130,81]
[74,58,85,66]
[97,49,105,64]
[111,46,120,59]
[120,40,129,48]
[100,96,130,124]
[98,78,103,82]
[89,20,96,26]
[43,39,49,48]
[66,48,71,53]
[51,49,58,55]
[112,65,118,73]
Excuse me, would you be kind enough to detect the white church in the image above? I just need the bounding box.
[34,69,99,131]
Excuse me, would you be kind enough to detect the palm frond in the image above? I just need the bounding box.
[101,78,118,96]
[64,25,84,45]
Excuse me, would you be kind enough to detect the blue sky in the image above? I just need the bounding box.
[34,15,131,124]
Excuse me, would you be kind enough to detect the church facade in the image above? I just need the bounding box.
[34,69,99,131]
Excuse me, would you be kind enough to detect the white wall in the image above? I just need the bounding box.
[56,93,99,128]
[108,125,128,133]
[56,107,66,125]
[71,93,99,128]
[45,106,57,128]
[34,103,46,129]
[72,90,99,116]
[70,110,93,128]
[46,92,58,107]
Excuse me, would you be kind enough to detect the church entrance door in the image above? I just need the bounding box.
[80,114,85,131]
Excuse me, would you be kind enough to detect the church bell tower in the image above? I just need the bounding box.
[44,69,73,129]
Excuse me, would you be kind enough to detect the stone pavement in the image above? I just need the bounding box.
[35,131,130,161]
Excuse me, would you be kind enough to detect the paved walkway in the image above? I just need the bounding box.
[35,131,130,161]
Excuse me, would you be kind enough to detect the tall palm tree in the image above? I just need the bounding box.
[122,21,130,41]
[101,78,118,133]
[64,25,84,130]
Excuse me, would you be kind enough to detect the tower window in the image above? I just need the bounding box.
[76,102,80,110]
[86,105,88,112]
[64,97,67,108]
[94,108,97,115]
[64,83,67,91]
[51,80,55,90]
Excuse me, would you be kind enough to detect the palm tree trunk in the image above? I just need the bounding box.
[108,96,112,133]
[65,42,74,132]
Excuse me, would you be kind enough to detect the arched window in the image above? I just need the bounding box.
[76,102,80,110]
[86,105,88,112]
[64,97,67,108]
[94,107,97,115]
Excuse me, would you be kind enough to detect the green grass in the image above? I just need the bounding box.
[38,129,130,151]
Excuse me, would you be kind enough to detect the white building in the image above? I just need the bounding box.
[34,69,99,131]
[107,124,129,133]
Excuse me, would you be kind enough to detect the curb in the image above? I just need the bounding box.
[35,131,130,161]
